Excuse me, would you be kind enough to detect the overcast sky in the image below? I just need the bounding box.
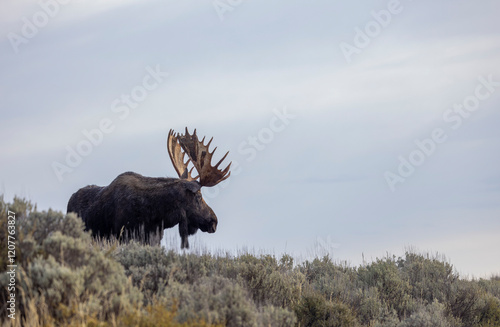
[1,0,499,277]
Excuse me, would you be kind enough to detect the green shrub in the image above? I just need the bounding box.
[372,307,400,327]
[258,305,297,327]
[163,276,257,326]
[118,300,222,327]
[478,277,500,299]
[447,279,481,325]
[475,294,500,327]
[114,242,181,302]
[301,256,358,301]
[295,291,359,327]
[399,300,453,327]
[235,254,304,308]
[358,256,416,319]
[356,287,382,325]
[399,252,457,304]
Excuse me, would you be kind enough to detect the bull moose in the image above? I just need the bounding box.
[67,128,231,248]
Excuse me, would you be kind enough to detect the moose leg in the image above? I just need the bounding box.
[181,236,189,249]
[179,219,189,249]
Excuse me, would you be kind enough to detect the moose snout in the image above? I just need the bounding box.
[208,221,217,233]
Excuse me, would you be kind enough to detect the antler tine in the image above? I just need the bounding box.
[170,127,232,187]
[214,151,230,169]
[207,137,213,149]
[189,166,199,180]
[219,159,231,176]
[167,128,197,181]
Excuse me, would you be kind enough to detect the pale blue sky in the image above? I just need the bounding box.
[1,0,499,277]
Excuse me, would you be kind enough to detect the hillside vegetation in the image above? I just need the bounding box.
[1,196,499,326]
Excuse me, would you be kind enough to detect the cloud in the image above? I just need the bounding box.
[1,0,500,278]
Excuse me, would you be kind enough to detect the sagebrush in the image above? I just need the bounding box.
[1,196,499,326]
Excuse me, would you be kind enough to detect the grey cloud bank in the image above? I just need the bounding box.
[1,0,499,278]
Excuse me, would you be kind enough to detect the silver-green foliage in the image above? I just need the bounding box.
[114,244,300,326]
[2,196,500,326]
[399,300,452,327]
[0,197,141,323]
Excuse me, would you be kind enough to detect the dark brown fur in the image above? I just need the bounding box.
[67,172,217,248]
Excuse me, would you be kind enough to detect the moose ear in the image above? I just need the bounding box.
[184,181,201,193]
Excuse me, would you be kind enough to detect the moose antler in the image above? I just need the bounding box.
[167,129,197,181]
[167,128,231,187]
